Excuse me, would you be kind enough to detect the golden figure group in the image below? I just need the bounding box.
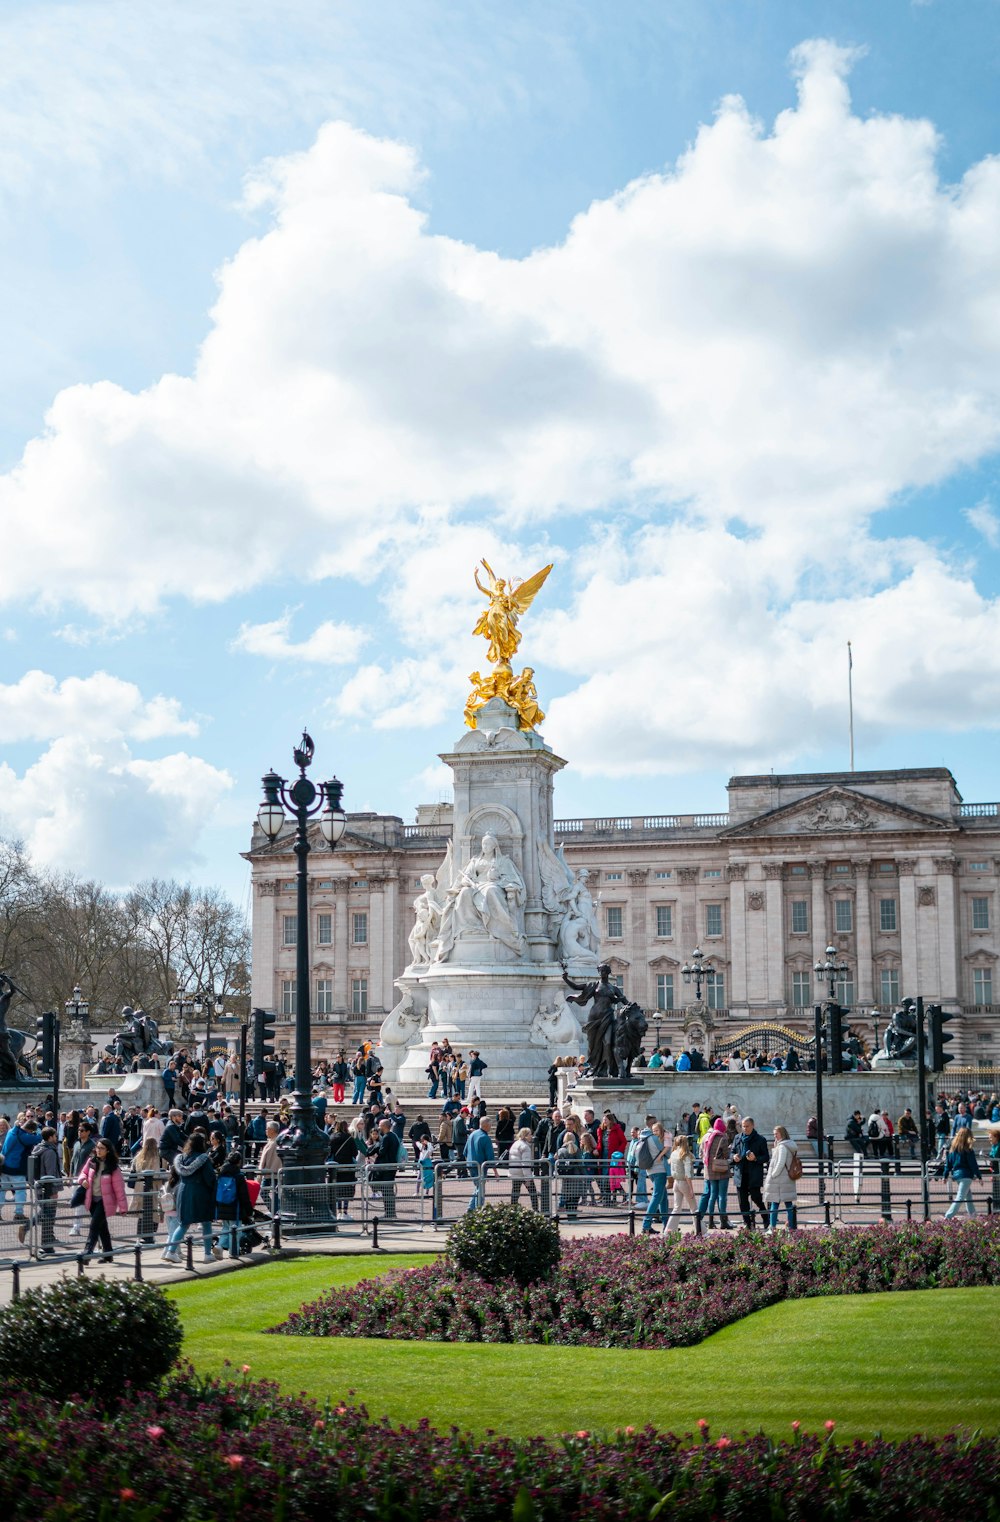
[465,559,552,731]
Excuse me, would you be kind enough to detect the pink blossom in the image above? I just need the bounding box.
[716,1436,733,1450]
[314,1419,326,1430]
[120,1489,136,1501]
[241,1364,251,1373]
[575,1430,590,1439]
[825,1420,836,1433]
[146,1425,165,1441]
[791,1421,801,1433]
[224,1454,245,1468]
[697,1419,709,1431]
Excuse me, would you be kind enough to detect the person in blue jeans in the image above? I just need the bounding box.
[763,1125,799,1231]
[464,1119,495,1211]
[640,1123,669,1232]
[695,1118,733,1229]
[351,1055,367,1106]
[944,1127,982,1217]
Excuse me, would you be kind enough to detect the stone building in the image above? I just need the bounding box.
[246,766,1000,1066]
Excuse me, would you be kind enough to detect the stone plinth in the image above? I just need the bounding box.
[569,1071,921,1140]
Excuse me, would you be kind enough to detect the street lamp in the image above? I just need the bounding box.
[682,946,717,1002]
[256,730,345,1182]
[64,985,89,1029]
[814,944,849,1002]
[870,1006,882,1056]
[167,991,204,1046]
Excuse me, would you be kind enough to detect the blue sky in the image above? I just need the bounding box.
[1,0,999,909]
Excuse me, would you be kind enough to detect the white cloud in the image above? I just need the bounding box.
[0,670,198,743]
[964,499,1000,549]
[0,738,232,885]
[7,43,1000,619]
[231,611,366,664]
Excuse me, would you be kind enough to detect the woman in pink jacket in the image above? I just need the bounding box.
[78,1138,128,1263]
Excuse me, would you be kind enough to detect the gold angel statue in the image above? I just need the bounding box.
[472,559,553,666]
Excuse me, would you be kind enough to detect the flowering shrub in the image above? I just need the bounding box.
[272,1218,1000,1348]
[0,1369,995,1520]
[447,1204,561,1285]
[0,1278,182,1406]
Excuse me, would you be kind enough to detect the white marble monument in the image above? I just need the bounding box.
[378,695,597,1093]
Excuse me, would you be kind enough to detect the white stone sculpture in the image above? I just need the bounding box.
[538,840,600,960]
[433,832,527,961]
[528,996,585,1049]
[379,987,428,1046]
[407,851,450,966]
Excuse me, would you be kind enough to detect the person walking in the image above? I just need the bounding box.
[731,1117,769,1230]
[763,1125,799,1232]
[508,1126,539,1210]
[467,1051,488,1102]
[464,1119,495,1212]
[663,1134,696,1232]
[215,1149,253,1254]
[78,1138,129,1263]
[695,1117,733,1230]
[943,1126,982,1218]
[161,1133,223,1265]
[639,1122,669,1233]
[127,1136,163,1244]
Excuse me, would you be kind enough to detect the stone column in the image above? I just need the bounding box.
[810,859,827,964]
[333,880,350,1014]
[251,880,280,1009]
[677,866,699,953]
[897,859,919,995]
[368,880,386,1011]
[627,868,649,1004]
[763,864,786,1005]
[727,863,748,1009]
[852,858,873,1003]
[933,857,960,1004]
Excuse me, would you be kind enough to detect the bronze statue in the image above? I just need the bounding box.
[0,973,32,1084]
[562,962,629,1076]
[107,1006,173,1065]
[882,998,919,1061]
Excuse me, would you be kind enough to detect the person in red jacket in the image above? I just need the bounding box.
[598,1113,627,1204]
[78,1138,128,1262]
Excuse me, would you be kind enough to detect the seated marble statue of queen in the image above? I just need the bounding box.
[433,833,526,960]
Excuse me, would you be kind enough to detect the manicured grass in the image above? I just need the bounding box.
[169,1255,1000,1441]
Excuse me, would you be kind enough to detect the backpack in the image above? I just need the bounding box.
[216,1174,238,1205]
[2,1128,27,1172]
[635,1134,662,1173]
[786,1149,803,1182]
[868,1119,881,1139]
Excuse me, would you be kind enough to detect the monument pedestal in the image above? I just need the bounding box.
[379,697,593,1093]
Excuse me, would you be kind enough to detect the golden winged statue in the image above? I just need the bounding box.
[472,559,553,666]
[467,560,552,731]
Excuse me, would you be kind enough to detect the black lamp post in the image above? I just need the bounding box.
[167,992,204,1050]
[681,946,717,1003]
[871,1006,881,1056]
[814,944,849,1002]
[256,731,345,1181]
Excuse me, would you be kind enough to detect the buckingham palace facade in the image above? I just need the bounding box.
[246,766,1000,1066]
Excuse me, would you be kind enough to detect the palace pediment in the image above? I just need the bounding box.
[721,786,954,840]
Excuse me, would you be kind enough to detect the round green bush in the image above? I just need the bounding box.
[0,1277,182,1406]
[446,1203,561,1286]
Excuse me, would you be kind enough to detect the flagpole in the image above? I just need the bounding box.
[847,641,855,772]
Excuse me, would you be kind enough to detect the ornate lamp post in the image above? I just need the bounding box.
[870,1006,881,1056]
[62,983,90,1088]
[681,946,717,1002]
[814,944,849,1002]
[256,732,345,1181]
[167,992,203,1047]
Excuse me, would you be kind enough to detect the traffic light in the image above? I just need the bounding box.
[827,1003,845,1074]
[35,1010,57,1072]
[927,1003,955,1072]
[252,1007,276,1072]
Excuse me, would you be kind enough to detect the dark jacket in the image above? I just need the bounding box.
[172,1151,218,1226]
[731,1129,769,1189]
[845,1116,867,1154]
[369,1130,402,1178]
[948,1148,982,1181]
[159,1121,187,1166]
[214,1157,252,1222]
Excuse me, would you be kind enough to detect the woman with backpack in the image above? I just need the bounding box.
[161,1132,223,1265]
[695,1117,733,1230]
[763,1124,800,1232]
[944,1127,982,1218]
[639,1122,669,1233]
[215,1150,253,1254]
[127,1135,163,1244]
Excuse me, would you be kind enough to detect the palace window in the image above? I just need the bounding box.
[879,898,897,933]
[612,973,625,992]
[655,905,672,937]
[606,906,623,938]
[605,871,623,881]
[317,913,332,945]
[281,979,297,1016]
[834,900,853,934]
[705,903,723,937]
[654,870,672,880]
[704,869,722,879]
[352,912,368,945]
[836,971,855,1009]
[656,973,674,1011]
[316,979,333,1014]
[790,900,809,934]
[791,970,811,1008]
[972,896,990,931]
[973,968,993,1006]
[707,974,725,1011]
[351,978,368,1016]
[282,915,297,946]
[880,968,899,1006]
[969,861,990,872]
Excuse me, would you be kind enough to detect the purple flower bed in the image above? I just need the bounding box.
[271,1218,1000,1348]
[0,1369,995,1521]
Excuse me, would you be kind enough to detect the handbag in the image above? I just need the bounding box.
[69,1184,86,1209]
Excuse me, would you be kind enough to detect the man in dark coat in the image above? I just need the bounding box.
[731,1116,769,1230]
[367,1118,402,1219]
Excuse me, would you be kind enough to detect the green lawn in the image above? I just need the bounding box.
[169,1255,1000,1442]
